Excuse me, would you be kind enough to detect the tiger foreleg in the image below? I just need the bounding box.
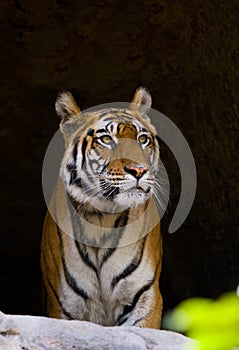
[116,281,163,329]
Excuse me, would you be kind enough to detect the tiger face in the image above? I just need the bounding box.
[57,88,160,211]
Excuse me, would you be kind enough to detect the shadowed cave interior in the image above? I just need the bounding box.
[0,1,238,320]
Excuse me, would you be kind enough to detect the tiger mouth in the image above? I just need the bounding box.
[100,182,151,199]
[136,186,151,194]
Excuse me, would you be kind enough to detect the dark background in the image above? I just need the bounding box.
[0,1,238,318]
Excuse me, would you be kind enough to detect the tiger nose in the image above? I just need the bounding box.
[124,165,148,178]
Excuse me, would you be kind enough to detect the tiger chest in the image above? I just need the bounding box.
[63,243,149,326]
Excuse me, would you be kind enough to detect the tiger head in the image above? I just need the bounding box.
[56,87,161,212]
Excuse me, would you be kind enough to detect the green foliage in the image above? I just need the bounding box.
[164,290,239,350]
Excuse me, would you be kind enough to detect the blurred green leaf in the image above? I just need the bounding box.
[165,290,239,350]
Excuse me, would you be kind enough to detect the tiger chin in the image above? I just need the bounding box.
[41,87,164,329]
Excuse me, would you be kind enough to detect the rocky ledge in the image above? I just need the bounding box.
[0,311,194,350]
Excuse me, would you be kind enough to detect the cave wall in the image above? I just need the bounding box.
[0,0,238,316]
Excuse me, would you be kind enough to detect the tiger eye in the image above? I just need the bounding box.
[138,134,149,144]
[101,135,112,144]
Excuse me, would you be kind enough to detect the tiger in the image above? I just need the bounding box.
[41,87,164,328]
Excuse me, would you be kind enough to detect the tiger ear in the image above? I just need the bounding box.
[130,87,152,117]
[55,91,82,140]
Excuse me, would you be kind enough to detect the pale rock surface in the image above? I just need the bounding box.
[0,311,194,350]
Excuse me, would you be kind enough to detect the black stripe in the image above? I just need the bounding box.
[116,277,155,326]
[100,210,129,267]
[100,247,114,268]
[101,163,108,173]
[84,166,96,185]
[95,128,107,134]
[42,249,75,320]
[87,128,94,137]
[116,123,122,134]
[46,274,74,320]
[132,315,146,326]
[52,197,89,311]
[111,238,146,288]
[68,196,99,276]
[56,225,89,301]
[67,195,87,242]
[68,165,82,187]
[72,136,80,147]
[67,195,100,245]
[99,111,112,119]
[67,162,82,187]
[79,127,95,171]
[105,121,113,133]
[74,241,99,278]
[62,257,89,301]
[140,127,148,133]
[67,138,82,186]
[102,185,119,199]
[69,130,95,186]
[72,177,82,187]
[81,136,88,168]
[73,138,79,163]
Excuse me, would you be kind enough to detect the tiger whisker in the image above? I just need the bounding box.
[153,181,169,193]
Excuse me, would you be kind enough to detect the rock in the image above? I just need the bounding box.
[0,311,194,350]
